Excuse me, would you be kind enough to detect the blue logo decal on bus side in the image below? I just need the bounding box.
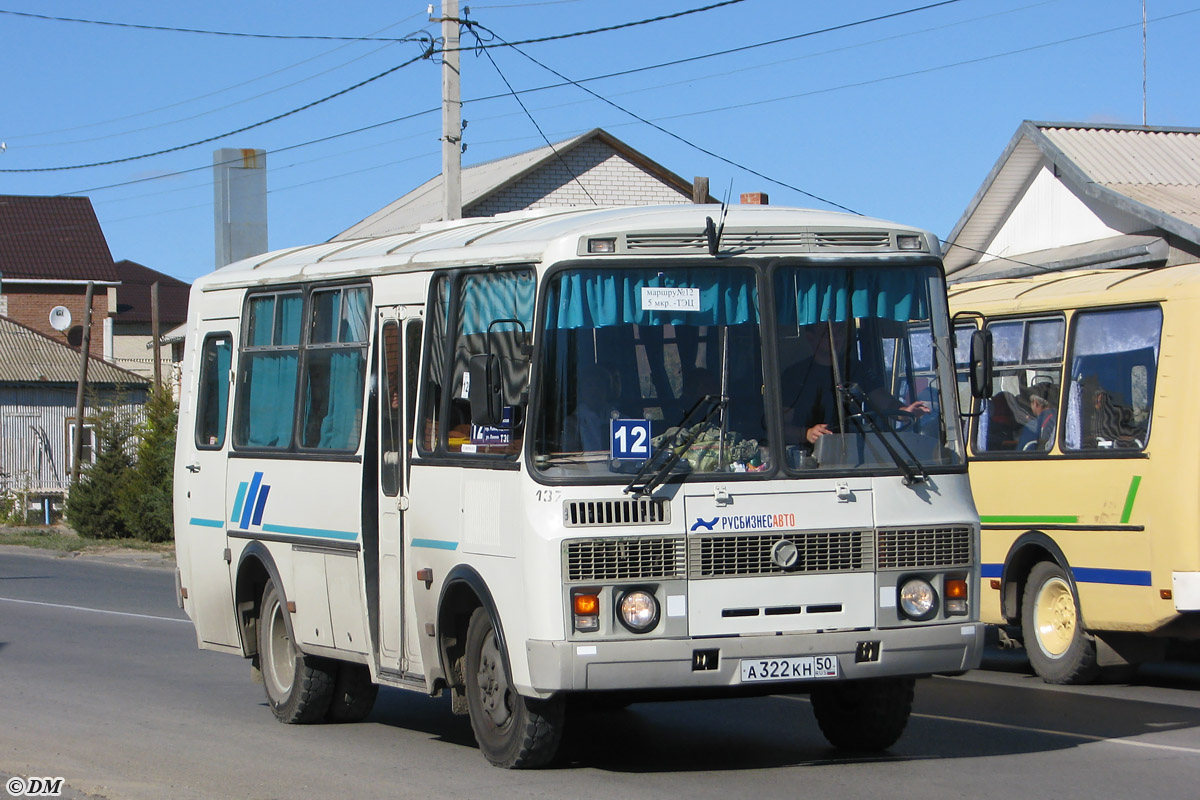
[230,471,271,531]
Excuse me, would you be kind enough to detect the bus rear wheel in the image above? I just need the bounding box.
[464,607,564,768]
[810,677,914,751]
[1021,561,1099,685]
[258,579,335,723]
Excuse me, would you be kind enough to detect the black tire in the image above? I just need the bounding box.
[810,677,914,751]
[1021,560,1099,685]
[258,579,335,724]
[464,607,564,768]
[326,663,379,723]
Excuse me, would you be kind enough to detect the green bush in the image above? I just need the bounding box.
[118,385,178,543]
[64,404,135,539]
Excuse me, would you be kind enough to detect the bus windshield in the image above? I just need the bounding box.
[532,262,963,479]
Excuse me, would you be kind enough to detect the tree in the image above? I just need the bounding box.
[65,403,134,539]
[118,384,178,542]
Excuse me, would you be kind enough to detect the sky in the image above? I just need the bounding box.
[3,0,1198,285]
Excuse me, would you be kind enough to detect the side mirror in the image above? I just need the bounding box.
[969,329,993,400]
[468,354,503,426]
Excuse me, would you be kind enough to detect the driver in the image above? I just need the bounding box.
[781,321,928,447]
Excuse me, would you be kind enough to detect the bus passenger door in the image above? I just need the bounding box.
[180,324,240,648]
[376,310,422,673]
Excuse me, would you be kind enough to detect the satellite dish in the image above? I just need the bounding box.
[49,306,72,331]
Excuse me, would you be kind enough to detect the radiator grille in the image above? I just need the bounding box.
[564,497,670,527]
[688,530,872,579]
[814,231,891,249]
[565,537,686,582]
[876,526,973,569]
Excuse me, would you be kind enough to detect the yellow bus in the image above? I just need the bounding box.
[948,264,1200,683]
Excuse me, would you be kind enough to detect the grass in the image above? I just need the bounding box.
[0,524,175,555]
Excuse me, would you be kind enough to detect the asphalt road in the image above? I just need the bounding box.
[3,547,1200,799]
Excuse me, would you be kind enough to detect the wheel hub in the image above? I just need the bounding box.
[1034,577,1077,658]
[476,633,512,728]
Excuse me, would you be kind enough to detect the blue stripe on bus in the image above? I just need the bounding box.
[981,563,1151,587]
[261,523,358,542]
[239,472,263,530]
[411,538,459,551]
[1072,567,1152,587]
[190,518,225,528]
[251,485,271,526]
[230,482,248,523]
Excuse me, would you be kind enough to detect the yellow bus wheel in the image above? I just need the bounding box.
[1020,561,1099,685]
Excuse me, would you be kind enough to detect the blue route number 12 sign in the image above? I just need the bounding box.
[611,419,652,460]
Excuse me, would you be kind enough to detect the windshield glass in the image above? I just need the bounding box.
[534,265,770,479]
[773,264,964,472]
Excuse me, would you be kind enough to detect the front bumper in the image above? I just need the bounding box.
[526,622,983,693]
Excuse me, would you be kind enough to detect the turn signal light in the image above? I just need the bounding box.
[945,577,968,616]
[573,592,600,632]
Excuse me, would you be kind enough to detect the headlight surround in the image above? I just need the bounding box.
[617,589,660,633]
[899,578,938,621]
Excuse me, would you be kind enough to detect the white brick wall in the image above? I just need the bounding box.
[467,140,690,217]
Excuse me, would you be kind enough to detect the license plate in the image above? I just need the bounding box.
[740,655,839,682]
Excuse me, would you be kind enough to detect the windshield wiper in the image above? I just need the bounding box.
[837,383,930,486]
[624,394,726,497]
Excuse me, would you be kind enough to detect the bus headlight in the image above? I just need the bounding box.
[617,590,659,633]
[899,578,938,621]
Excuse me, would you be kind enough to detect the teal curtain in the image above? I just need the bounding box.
[314,351,366,449]
[549,267,757,330]
[245,353,297,447]
[775,267,932,325]
[276,294,302,345]
[460,271,535,335]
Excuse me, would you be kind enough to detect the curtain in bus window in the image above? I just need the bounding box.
[341,288,369,342]
[1064,306,1161,451]
[243,353,297,447]
[775,267,931,326]
[549,268,757,329]
[460,271,535,334]
[197,336,231,447]
[277,294,302,345]
[308,350,365,449]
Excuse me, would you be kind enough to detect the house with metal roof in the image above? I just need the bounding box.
[0,315,148,504]
[332,128,714,240]
[943,121,1200,282]
[110,259,190,381]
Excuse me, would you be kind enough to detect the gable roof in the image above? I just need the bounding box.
[0,314,149,384]
[112,260,191,326]
[332,128,710,240]
[0,195,118,282]
[944,121,1200,275]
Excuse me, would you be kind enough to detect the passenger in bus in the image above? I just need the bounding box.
[1090,388,1143,448]
[564,365,621,452]
[782,322,928,448]
[1018,385,1057,451]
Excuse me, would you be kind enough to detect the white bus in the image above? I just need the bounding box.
[174,204,986,768]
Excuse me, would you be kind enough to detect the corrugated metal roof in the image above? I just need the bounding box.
[0,315,149,384]
[944,122,1200,274]
[0,195,117,281]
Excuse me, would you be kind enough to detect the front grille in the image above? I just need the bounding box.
[688,530,872,579]
[876,526,973,569]
[564,497,670,528]
[565,537,686,582]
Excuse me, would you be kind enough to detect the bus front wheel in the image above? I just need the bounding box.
[258,579,335,723]
[1021,561,1099,685]
[810,677,914,751]
[464,607,564,768]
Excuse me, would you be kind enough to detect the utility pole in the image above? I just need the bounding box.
[71,281,95,488]
[151,281,162,387]
[441,0,462,220]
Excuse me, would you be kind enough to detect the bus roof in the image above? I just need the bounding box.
[195,204,936,291]
[947,262,1200,313]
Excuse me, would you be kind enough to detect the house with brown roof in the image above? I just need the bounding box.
[0,314,148,513]
[0,195,119,351]
[333,128,713,240]
[943,121,1200,282]
[109,259,190,381]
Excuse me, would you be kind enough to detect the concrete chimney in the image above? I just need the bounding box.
[214,148,267,268]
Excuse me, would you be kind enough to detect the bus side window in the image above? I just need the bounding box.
[974,316,1064,455]
[195,334,232,449]
[1063,306,1162,452]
